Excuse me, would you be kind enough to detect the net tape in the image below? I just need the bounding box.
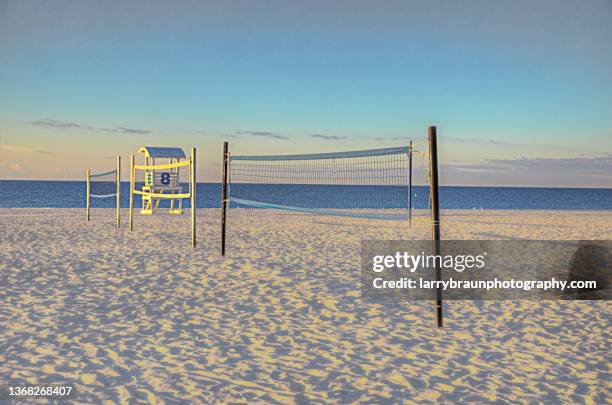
[90,169,117,178]
[230,146,410,161]
[90,193,117,198]
[231,197,409,220]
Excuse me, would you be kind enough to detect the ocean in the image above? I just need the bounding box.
[1,180,611,210]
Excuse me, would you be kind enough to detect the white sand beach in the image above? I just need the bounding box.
[1,208,610,403]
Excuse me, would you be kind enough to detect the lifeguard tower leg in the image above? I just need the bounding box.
[191,147,196,247]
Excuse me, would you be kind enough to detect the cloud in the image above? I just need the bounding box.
[363,136,411,141]
[0,144,94,160]
[117,127,152,134]
[311,134,347,140]
[8,163,22,172]
[27,118,152,134]
[28,118,81,129]
[445,136,516,146]
[444,156,612,177]
[363,136,590,152]
[0,144,35,153]
[236,130,289,140]
[440,155,612,187]
[0,144,72,157]
[445,137,603,153]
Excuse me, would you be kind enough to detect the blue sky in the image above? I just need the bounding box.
[0,0,611,186]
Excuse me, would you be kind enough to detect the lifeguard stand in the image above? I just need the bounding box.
[129,146,197,247]
[137,146,186,215]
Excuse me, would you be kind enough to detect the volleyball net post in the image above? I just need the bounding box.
[86,169,91,222]
[428,126,443,328]
[191,147,196,248]
[221,142,229,256]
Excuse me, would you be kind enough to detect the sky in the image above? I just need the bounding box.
[0,0,611,187]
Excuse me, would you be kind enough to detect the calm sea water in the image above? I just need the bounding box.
[1,180,611,210]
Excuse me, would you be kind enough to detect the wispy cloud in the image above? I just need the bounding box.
[9,163,22,172]
[446,136,514,146]
[27,118,152,135]
[1,144,74,157]
[236,130,290,140]
[1,162,23,172]
[117,127,152,135]
[445,137,603,153]
[364,135,602,154]
[363,136,411,141]
[1,144,83,158]
[0,144,35,153]
[311,134,347,140]
[28,118,81,129]
[445,155,612,177]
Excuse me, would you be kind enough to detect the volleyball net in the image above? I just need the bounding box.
[89,169,118,198]
[226,145,428,221]
[86,156,121,226]
[220,131,443,328]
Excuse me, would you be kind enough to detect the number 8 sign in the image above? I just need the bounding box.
[160,172,171,185]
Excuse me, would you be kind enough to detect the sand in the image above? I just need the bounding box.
[0,208,610,403]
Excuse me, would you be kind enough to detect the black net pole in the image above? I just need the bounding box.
[428,126,443,328]
[221,142,229,256]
